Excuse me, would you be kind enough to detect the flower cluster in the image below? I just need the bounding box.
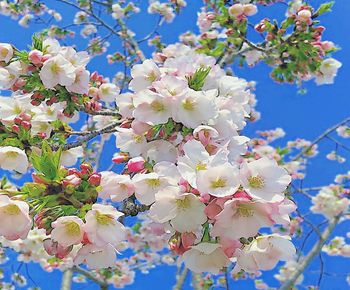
[0,38,119,117]
[192,0,341,85]
[93,47,298,274]
[310,186,349,219]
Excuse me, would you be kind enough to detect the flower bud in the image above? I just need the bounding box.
[228,4,244,17]
[63,174,82,187]
[243,4,258,16]
[21,121,31,131]
[28,49,43,65]
[127,157,145,173]
[112,153,129,164]
[88,173,102,186]
[297,9,312,23]
[80,163,93,175]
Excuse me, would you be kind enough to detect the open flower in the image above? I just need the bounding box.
[99,171,134,202]
[51,216,84,247]
[0,195,32,240]
[315,58,342,85]
[173,89,217,128]
[129,59,161,92]
[240,157,291,202]
[177,139,227,188]
[74,243,116,269]
[39,54,76,88]
[197,163,240,197]
[149,186,207,233]
[181,243,230,274]
[84,204,126,247]
[98,83,120,102]
[133,89,172,125]
[212,198,274,240]
[234,234,296,273]
[0,146,29,174]
[0,43,13,63]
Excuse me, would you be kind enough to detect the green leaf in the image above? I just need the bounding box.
[32,34,44,51]
[22,182,46,198]
[186,67,211,91]
[314,2,334,17]
[132,222,142,234]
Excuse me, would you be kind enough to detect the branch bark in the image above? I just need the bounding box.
[72,266,108,289]
[60,269,73,290]
[279,216,341,290]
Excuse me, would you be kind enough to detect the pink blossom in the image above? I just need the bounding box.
[0,195,32,240]
[51,216,84,247]
[84,204,126,247]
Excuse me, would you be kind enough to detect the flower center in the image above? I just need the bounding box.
[210,178,227,189]
[237,205,254,217]
[195,162,207,171]
[248,175,265,189]
[50,62,61,74]
[95,211,115,226]
[5,151,19,158]
[3,204,20,215]
[176,196,191,210]
[133,135,143,143]
[0,48,8,58]
[146,71,158,82]
[146,178,161,188]
[64,221,81,236]
[182,99,195,111]
[151,100,165,112]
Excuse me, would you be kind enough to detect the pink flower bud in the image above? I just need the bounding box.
[14,116,23,125]
[112,153,129,164]
[80,163,93,175]
[12,124,20,133]
[233,191,252,200]
[88,173,102,186]
[28,49,43,65]
[127,157,145,173]
[21,121,31,131]
[19,113,31,122]
[199,193,211,203]
[37,132,47,139]
[297,9,312,23]
[43,238,72,259]
[63,174,82,187]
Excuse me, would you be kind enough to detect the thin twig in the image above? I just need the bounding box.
[62,121,120,150]
[292,117,350,161]
[279,215,341,290]
[72,266,108,288]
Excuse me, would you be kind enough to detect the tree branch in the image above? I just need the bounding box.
[62,121,121,150]
[279,215,341,290]
[60,269,73,290]
[72,266,108,288]
[292,116,350,161]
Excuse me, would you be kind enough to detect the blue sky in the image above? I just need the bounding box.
[0,1,349,289]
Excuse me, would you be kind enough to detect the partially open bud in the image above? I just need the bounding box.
[127,157,145,173]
